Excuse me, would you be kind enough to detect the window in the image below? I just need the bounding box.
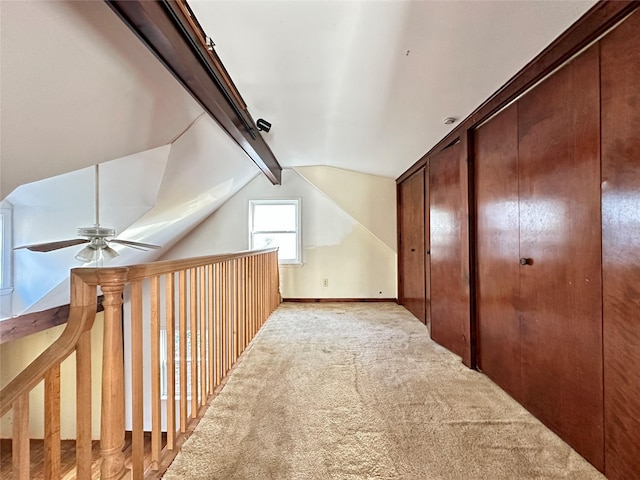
[160,328,202,400]
[249,199,301,264]
[0,204,13,295]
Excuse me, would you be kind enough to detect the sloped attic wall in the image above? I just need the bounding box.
[162,167,397,299]
[0,1,263,318]
[0,0,203,198]
[7,147,169,315]
[4,113,259,318]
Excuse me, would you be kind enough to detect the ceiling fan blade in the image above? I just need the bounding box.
[15,238,90,252]
[110,239,161,250]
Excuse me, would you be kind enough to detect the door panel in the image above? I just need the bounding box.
[399,169,426,323]
[424,165,431,332]
[518,45,603,469]
[601,10,640,479]
[475,104,522,402]
[430,143,468,357]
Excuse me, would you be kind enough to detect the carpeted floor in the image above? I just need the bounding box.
[163,302,604,479]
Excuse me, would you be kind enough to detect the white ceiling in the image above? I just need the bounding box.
[0,0,598,316]
[189,0,597,178]
[0,0,598,194]
[0,0,204,198]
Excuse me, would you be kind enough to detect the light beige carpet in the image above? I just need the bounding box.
[163,303,604,479]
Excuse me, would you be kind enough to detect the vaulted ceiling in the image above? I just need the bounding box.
[0,0,597,316]
[187,0,598,178]
[1,0,597,196]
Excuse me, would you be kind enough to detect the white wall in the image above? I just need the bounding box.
[162,167,397,299]
[0,313,104,439]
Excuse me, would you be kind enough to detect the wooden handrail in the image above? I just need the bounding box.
[0,248,280,479]
[0,297,105,345]
[0,272,98,416]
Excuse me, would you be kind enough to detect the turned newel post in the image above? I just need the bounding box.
[98,268,129,480]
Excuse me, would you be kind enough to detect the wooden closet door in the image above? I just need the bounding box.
[429,143,468,357]
[398,169,426,323]
[424,165,431,331]
[475,104,522,402]
[601,9,640,479]
[518,45,603,469]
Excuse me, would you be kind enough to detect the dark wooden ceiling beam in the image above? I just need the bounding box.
[397,0,638,184]
[106,0,282,185]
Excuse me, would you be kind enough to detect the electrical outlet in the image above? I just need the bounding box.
[322,278,329,287]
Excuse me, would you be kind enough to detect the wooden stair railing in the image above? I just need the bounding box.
[0,248,280,479]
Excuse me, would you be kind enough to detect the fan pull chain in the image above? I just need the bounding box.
[95,164,100,226]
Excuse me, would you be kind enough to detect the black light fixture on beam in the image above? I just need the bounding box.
[256,118,272,132]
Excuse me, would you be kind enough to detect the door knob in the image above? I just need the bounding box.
[520,258,533,266]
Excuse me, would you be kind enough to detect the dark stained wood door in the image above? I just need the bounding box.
[475,104,522,403]
[398,168,426,323]
[518,45,603,469]
[424,165,431,332]
[601,9,640,479]
[429,143,469,358]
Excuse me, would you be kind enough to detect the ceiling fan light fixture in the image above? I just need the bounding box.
[102,245,120,260]
[75,245,97,263]
[17,165,160,263]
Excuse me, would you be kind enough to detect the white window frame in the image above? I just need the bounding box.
[160,327,201,400]
[249,198,302,265]
[0,204,13,296]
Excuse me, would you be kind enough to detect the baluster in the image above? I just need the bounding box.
[215,263,222,386]
[224,261,231,375]
[44,364,61,480]
[150,275,162,470]
[254,256,259,335]
[179,270,187,432]
[233,259,239,363]
[242,257,248,350]
[262,254,267,321]
[208,265,215,395]
[238,258,244,353]
[199,266,206,407]
[130,279,144,479]
[190,268,198,418]
[274,251,280,310]
[13,393,29,480]
[248,260,251,337]
[165,273,176,449]
[76,328,93,479]
[260,254,269,326]
[252,257,256,337]
[99,268,128,480]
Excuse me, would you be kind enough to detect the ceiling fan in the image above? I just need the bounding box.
[15,164,160,263]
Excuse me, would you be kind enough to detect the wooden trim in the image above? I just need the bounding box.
[0,305,69,344]
[459,131,475,369]
[396,0,638,184]
[0,297,104,345]
[105,0,282,185]
[283,298,398,303]
[396,181,404,305]
[465,129,478,370]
